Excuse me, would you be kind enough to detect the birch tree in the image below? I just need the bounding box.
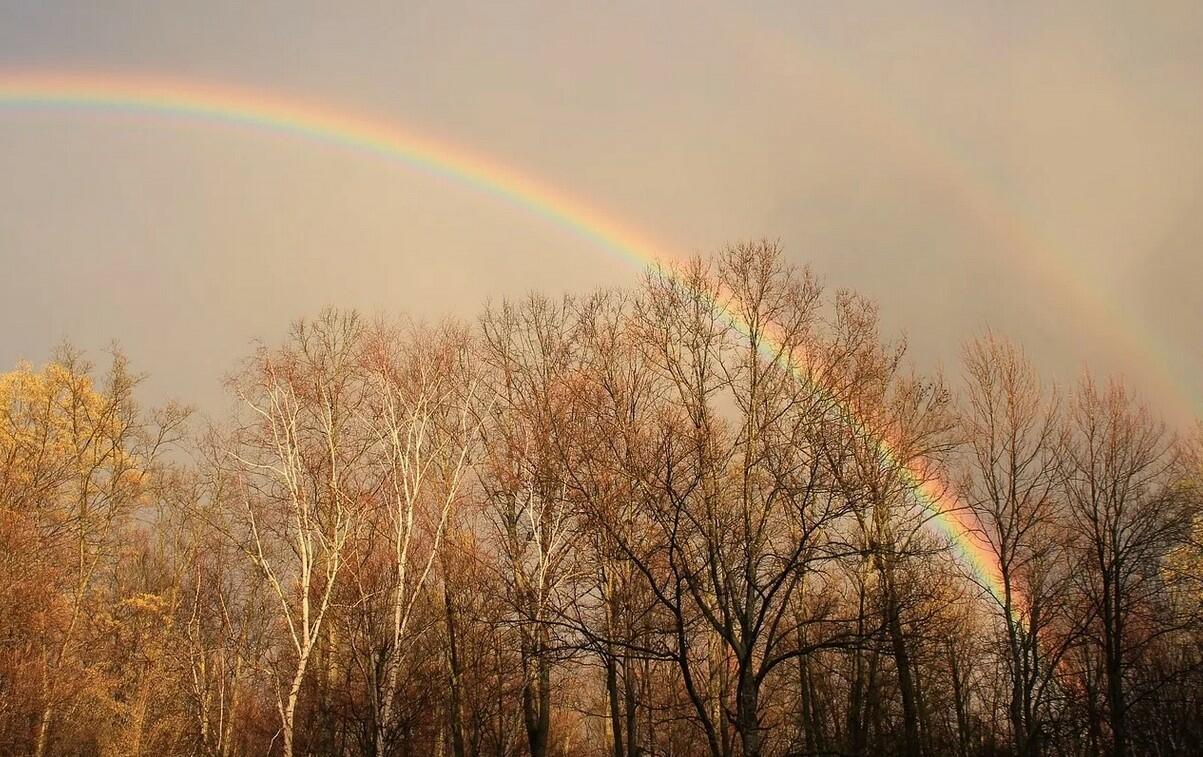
[218,310,367,757]
[360,320,484,755]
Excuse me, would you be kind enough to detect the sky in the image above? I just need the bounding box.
[0,1,1200,423]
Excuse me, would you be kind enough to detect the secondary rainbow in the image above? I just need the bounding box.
[740,23,1199,421]
[0,70,1012,608]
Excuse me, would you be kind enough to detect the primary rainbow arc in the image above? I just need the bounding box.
[0,69,1011,609]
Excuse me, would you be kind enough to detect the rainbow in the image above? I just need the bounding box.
[738,20,1200,423]
[0,70,1012,609]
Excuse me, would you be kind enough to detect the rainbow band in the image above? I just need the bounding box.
[697,293,1011,611]
[0,71,665,273]
[746,25,1198,423]
[0,70,1011,608]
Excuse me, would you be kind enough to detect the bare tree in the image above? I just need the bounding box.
[360,320,484,756]
[478,296,584,757]
[959,334,1074,756]
[824,290,956,757]
[6,244,1203,757]
[598,242,876,757]
[217,311,367,757]
[1060,376,1188,757]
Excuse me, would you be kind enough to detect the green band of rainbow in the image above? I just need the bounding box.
[0,70,1011,609]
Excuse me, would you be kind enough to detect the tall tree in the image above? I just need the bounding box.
[1060,377,1188,757]
[959,334,1073,756]
[359,320,483,756]
[479,296,584,757]
[215,311,366,757]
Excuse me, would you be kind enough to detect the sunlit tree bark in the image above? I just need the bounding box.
[216,311,365,757]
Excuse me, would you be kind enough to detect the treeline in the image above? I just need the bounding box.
[1,242,1200,757]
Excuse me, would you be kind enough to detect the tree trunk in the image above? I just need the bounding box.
[866,651,883,753]
[444,583,467,757]
[282,644,313,757]
[522,630,551,757]
[34,705,52,757]
[606,654,624,757]
[737,666,761,757]
[1106,652,1127,757]
[886,579,921,757]
[798,654,817,755]
[948,644,970,757]
[623,654,638,757]
[1102,572,1127,757]
[848,648,865,755]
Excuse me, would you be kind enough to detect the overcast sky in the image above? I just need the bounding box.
[0,1,1199,422]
